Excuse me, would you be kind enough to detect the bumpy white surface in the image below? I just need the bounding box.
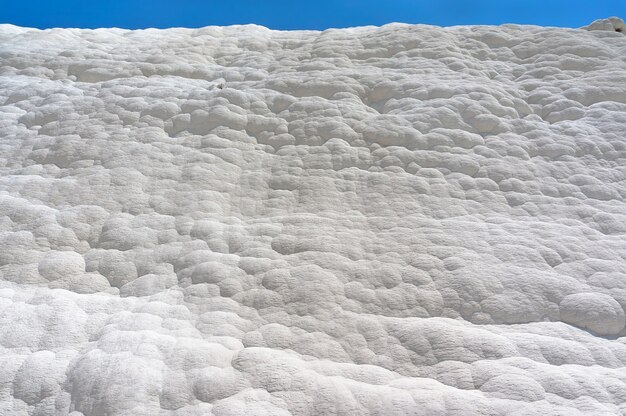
[0,19,626,416]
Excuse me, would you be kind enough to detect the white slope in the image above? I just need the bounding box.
[0,17,625,416]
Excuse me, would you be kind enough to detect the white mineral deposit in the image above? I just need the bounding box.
[0,16,625,415]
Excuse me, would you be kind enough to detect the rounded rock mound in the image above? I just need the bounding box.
[583,16,625,33]
[38,251,85,281]
[559,293,626,336]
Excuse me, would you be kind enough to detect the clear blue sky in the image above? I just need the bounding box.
[0,0,624,30]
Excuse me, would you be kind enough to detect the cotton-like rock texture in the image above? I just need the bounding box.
[1,17,626,415]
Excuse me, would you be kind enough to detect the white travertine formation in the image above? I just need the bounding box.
[0,18,625,415]
[583,17,625,32]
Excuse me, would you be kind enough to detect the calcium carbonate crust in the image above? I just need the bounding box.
[0,17,625,416]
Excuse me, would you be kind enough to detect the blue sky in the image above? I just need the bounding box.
[0,0,624,30]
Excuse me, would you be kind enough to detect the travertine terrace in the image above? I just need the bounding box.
[0,17,625,415]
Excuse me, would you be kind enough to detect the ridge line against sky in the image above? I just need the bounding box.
[0,0,624,30]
